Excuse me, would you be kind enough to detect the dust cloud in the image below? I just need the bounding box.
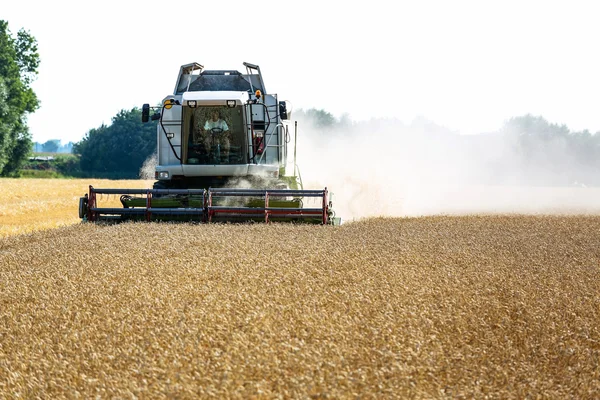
[293,116,600,221]
[137,116,600,221]
[139,152,158,180]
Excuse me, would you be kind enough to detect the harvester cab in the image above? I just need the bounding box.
[79,62,340,225]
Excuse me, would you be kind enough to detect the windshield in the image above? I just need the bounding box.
[186,106,246,165]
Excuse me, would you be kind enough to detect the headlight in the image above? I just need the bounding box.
[158,171,169,179]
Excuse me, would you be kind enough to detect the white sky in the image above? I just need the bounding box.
[4,0,600,143]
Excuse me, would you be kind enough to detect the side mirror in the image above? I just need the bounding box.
[142,104,150,123]
[279,101,291,120]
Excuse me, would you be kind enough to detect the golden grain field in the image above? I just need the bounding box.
[0,179,599,398]
[0,178,153,237]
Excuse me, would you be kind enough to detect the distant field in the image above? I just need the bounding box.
[0,178,153,237]
[30,152,77,159]
[0,201,599,397]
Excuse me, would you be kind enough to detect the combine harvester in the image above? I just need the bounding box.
[78,62,340,225]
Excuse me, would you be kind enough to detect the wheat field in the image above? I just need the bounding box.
[0,178,153,238]
[0,179,599,398]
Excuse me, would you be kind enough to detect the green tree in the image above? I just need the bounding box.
[500,114,600,185]
[74,108,157,178]
[42,139,60,153]
[0,20,40,176]
[295,108,337,129]
[502,114,570,140]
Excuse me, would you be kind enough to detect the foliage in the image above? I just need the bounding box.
[41,139,60,153]
[499,114,600,185]
[18,169,65,179]
[294,108,337,129]
[0,20,39,176]
[19,153,81,178]
[33,140,75,153]
[74,108,157,178]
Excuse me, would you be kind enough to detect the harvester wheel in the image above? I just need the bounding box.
[152,180,171,198]
[120,195,132,208]
[153,180,170,190]
[78,196,88,219]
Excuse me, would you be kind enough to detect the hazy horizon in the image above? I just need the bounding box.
[3,0,600,143]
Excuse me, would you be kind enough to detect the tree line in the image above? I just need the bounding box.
[296,111,600,186]
[32,140,74,153]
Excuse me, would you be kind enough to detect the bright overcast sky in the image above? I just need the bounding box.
[4,0,600,143]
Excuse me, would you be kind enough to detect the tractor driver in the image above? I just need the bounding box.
[198,110,230,158]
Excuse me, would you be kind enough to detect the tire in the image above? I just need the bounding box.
[78,196,88,219]
[152,180,172,198]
